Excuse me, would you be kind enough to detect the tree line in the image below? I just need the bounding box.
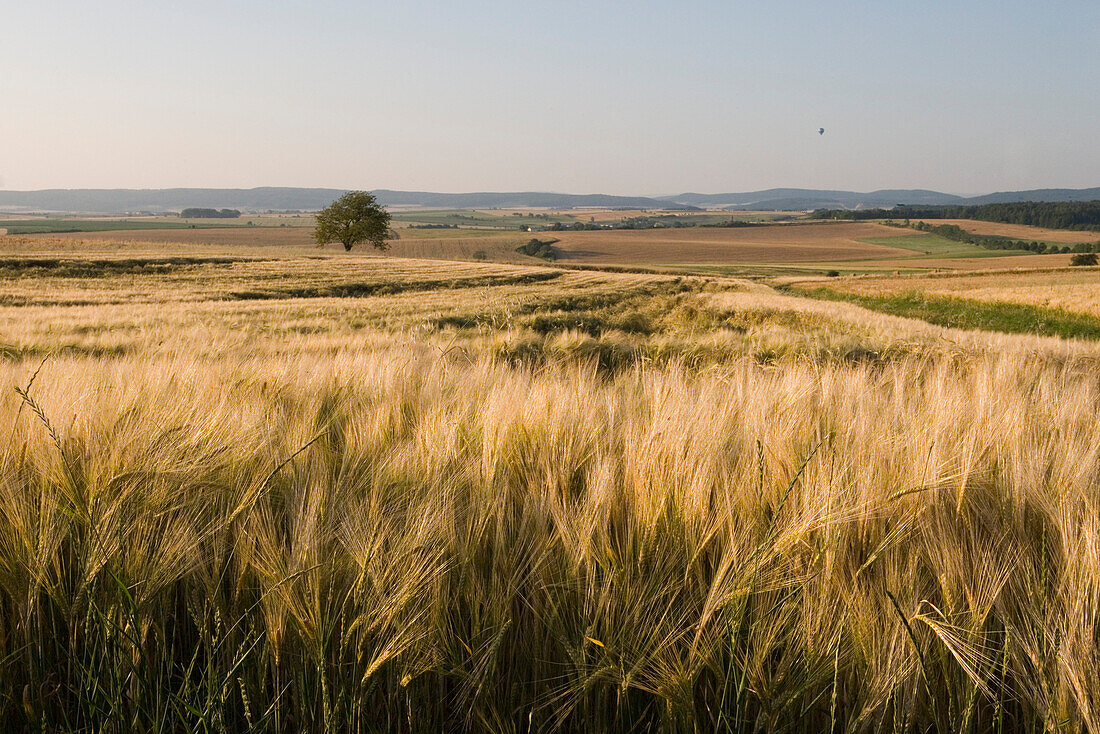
[909,221,1100,254]
[812,201,1100,231]
[179,208,241,218]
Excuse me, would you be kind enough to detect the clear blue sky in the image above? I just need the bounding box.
[2,0,1097,194]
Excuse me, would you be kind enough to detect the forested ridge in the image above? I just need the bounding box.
[813,201,1100,231]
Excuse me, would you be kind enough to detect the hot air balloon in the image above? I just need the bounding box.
[818,128,825,135]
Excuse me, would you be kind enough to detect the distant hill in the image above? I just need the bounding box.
[0,187,348,214]
[663,187,1100,211]
[0,186,1098,214]
[964,188,1100,205]
[666,189,968,210]
[371,190,700,210]
[664,189,967,209]
[0,188,699,214]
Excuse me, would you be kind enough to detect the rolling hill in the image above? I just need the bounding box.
[0,186,1097,214]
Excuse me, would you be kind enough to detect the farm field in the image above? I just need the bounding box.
[780,264,1100,342]
[392,208,557,229]
[792,251,1075,274]
[0,218,229,234]
[549,221,972,266]
[479,208,797,222]
[17,218,1080,275]
[0,237,698,357]
[0,214,316,234]
[4,235,1100,729]
[857,233,1018,258]
[21,225,322,247]
[788,266,1100,318]
[19,226,529,260]
[11,0,1100,725]
[391,208,796,229]
[912,218,1100,244]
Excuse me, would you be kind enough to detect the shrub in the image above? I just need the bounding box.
[516,238,558,261]
[1070,252,1098,266]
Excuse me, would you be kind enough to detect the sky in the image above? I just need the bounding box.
[2,0,1098,195]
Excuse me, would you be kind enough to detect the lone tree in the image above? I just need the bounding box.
[314,191,393,251]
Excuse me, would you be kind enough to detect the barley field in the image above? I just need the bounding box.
[792,267,1100,318]
[4,237,1100,731]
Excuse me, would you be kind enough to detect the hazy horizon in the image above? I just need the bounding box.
[0,184,1089,198]
[3,0,1098,195]
[0,181,1086,196]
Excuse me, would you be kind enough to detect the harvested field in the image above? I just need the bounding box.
[550,221,946,265]
[502,208,793,223]
[28,226,319,247]
[913,218,1100,243]
[16,221,1054,274]
[810,252,1073,272]
[24,227,527,261]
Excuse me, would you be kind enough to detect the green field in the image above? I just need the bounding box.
[791,285,1100,340]
[0,215,315,235]
[0,219,267,235]
[859,233,1023,258]
[0,219,204,234]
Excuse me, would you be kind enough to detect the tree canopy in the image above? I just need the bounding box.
[811,201,1100,231]
[314,191,393,251]
[180,208,240,218]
